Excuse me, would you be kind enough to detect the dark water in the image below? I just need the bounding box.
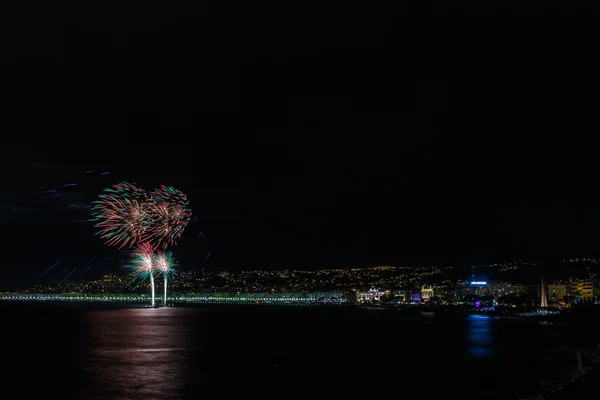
[1,303,569,399]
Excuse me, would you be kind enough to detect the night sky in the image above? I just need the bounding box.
[2,7,599,289]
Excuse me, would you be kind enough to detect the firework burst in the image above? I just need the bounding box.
[154,251,177,306]
[147,185,192,249]
[89,182,153,249]
[91,183,193,254]
[128,242,156,307]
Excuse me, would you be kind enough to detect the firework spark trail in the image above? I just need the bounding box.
[90,182,152,249]
[155,251,177,306]
[80,265,92,277]
[100,171,110,176]
[48,194,62,198]
[61,268,68,273]
[90,182,192,250]
[58,183,77,187]
[86,257,96,265]
[163,271,168,306]
[68,204,76,207]
[126,272,146,291]
[37,261,60,279]
[99,257,109,264]
[42,189,56,193]
[59,268,77,285]
[128,242,156,306]
[85,170,93,173]
[147,185,192,249]
[204,252,210,263]
[149,273,155,306]
[164,276,168,305]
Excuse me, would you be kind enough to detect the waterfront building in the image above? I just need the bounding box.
[548,284,567,301]
[514,284,528,296]
[405,291,421,303]
[357,286,385,302]
[421,286,434,301]
[454,280,490,297]
[574,279,593,299]
[488,282,516,298]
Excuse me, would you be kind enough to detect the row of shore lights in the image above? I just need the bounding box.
[0,295,321,301]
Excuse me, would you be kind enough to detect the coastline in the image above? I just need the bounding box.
[518,344,600,400]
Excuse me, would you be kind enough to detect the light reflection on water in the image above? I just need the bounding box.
[1,303,565,400]
[80,308,200,400]
[465,314,494,359]
[421,311,435,325]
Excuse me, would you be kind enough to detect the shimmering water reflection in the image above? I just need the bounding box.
[81,308,200,399]
[1,304,564,400]
[465,314,495,359]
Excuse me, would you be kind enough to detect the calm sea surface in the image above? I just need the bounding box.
[0,303,570,399]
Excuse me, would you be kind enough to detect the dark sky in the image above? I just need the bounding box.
[2,6,600,288]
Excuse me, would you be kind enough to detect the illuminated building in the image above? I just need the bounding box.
[394,290,407,299]
[357,286,385,302]
[574,279,593,299]
[421,286,434,301]
[405,291,421,303]
[456,280,517,299]
[548,284,567,301]
[514,284,528,296]
[487,282,516,298]
[313,291,344,301]
[455,280,489,297]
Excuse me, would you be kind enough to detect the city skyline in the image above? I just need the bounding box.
[4,15,600,290]
[8,258,600,292]
[3,6,600,400]
[3,264,596,310]
[1,255,597,288]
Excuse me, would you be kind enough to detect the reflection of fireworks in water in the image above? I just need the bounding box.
[89,182,153,249]
[147,185,192,249]
[128,242,156,307]
[154,251,177,306]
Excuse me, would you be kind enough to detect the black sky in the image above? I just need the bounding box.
[2,6,600,288]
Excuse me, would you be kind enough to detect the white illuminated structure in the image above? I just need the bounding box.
[357,286,385,302]
[421,286,434,301]
[540,276,548,308]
